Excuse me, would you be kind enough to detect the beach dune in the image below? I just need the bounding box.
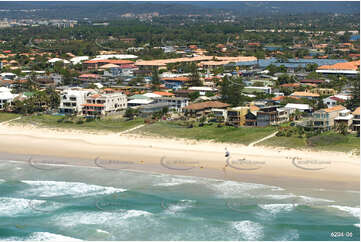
[0,123,359,191]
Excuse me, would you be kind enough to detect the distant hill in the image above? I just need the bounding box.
[0,1,358,20]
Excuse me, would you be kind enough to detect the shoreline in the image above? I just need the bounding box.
[0,123,359,192]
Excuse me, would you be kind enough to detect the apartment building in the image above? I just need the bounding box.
[352,107,360,132]
[0,87,16,109]
[256,106,289,127]
[82,90,127,117]
[59,89,94,115]
[310,105,346,130]
[152,96,190,112]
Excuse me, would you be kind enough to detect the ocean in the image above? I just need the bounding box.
[0,159,359,241]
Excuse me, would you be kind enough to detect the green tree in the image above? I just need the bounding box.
[346,75,360,111]
[220,76,245,107]
[190,62,201,86]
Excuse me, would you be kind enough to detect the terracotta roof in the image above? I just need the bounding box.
[300,79,324,84]
[353,107,360,115]
[330,96,345,103]
[272,96,300,101]
[184,101,230,110]
[321,105,345,113]
[161,77,190,82]
[79,74,100,79]
[152,91,175,96]
[90,94,101,98]
[291,91,320,97]
[84,59,134,64]
[280,83,300,88]
[318,60,360,71]
[83,103,104,107]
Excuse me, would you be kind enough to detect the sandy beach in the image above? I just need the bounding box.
[0,122,359,191]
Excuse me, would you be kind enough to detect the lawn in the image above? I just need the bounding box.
[13,114,144,132]
[258,131,360,153]
[133,121,277,145]
[0,112,20,122]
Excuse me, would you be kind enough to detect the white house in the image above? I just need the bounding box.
[48,58,70,64]
[59,89,95,115]
[284,103,312,113]
[152,96,190,112]
[188,86,218,96]
[0,87,16,109]
[82,91,127,116]
[323,96,345,108]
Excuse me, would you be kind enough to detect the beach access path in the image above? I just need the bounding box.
[248,131,278,147]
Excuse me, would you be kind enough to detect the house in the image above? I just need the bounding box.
[290,91,320,100]
[310,105,346,130]
[183,101,230,117]
[226,106,250,127]
[78,74,101,82]
[256,105,289,127]
[334,109,353,128]
[82,90,127,117]
[127,94,154,107]
[316,60,360,75]
[82,59,135,70]
[59,89,95,115]
[243,86,272,95]
[188,86,217,96]
[152,96,189,112]
[284,103,313,113]
[352,107,360,132]
[211,108,227,122]
[0,87,16,109]
[323,96,345,108]
[311,88,337,96]
[161,77,190,90]
[136,103,170,117]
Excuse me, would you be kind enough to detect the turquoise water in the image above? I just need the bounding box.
[0,160,359,241]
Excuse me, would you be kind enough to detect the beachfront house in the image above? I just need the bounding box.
[183,101,230,118]
[310,105,346,131]
[226,106,250,127]
[352,107,360,132]
[334,109,353,129]
[82,89,127,117]
[0,87,16,110]
[152,96,190,112]
[59,89,95,115]
[256,105,290,127]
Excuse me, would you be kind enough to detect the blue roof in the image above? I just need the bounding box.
[350,35,360,41]
[234,58,348,68]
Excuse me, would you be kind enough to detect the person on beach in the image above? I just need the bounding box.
[225,147,230,157]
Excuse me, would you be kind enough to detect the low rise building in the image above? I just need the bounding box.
[82,90,127,117]
[352,107,360,132]
[290,91,320,100]
[59,89,94,115]
[183,101,230,117]
[310,105,346,130]
[153,96,189,112]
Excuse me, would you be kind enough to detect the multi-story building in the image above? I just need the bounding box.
[82,90,127,117]
[59,89,94,115]
[334,109,353,128]
[310,105,346,130]
[352,107,360,132]
[256,105,289,127]
[0,87,16,110]
[153,96,190,112]
[226,107,250,127]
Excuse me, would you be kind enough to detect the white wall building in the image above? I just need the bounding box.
[59,89,94,115]
[82,91,128,116]
[0,87,16,109]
